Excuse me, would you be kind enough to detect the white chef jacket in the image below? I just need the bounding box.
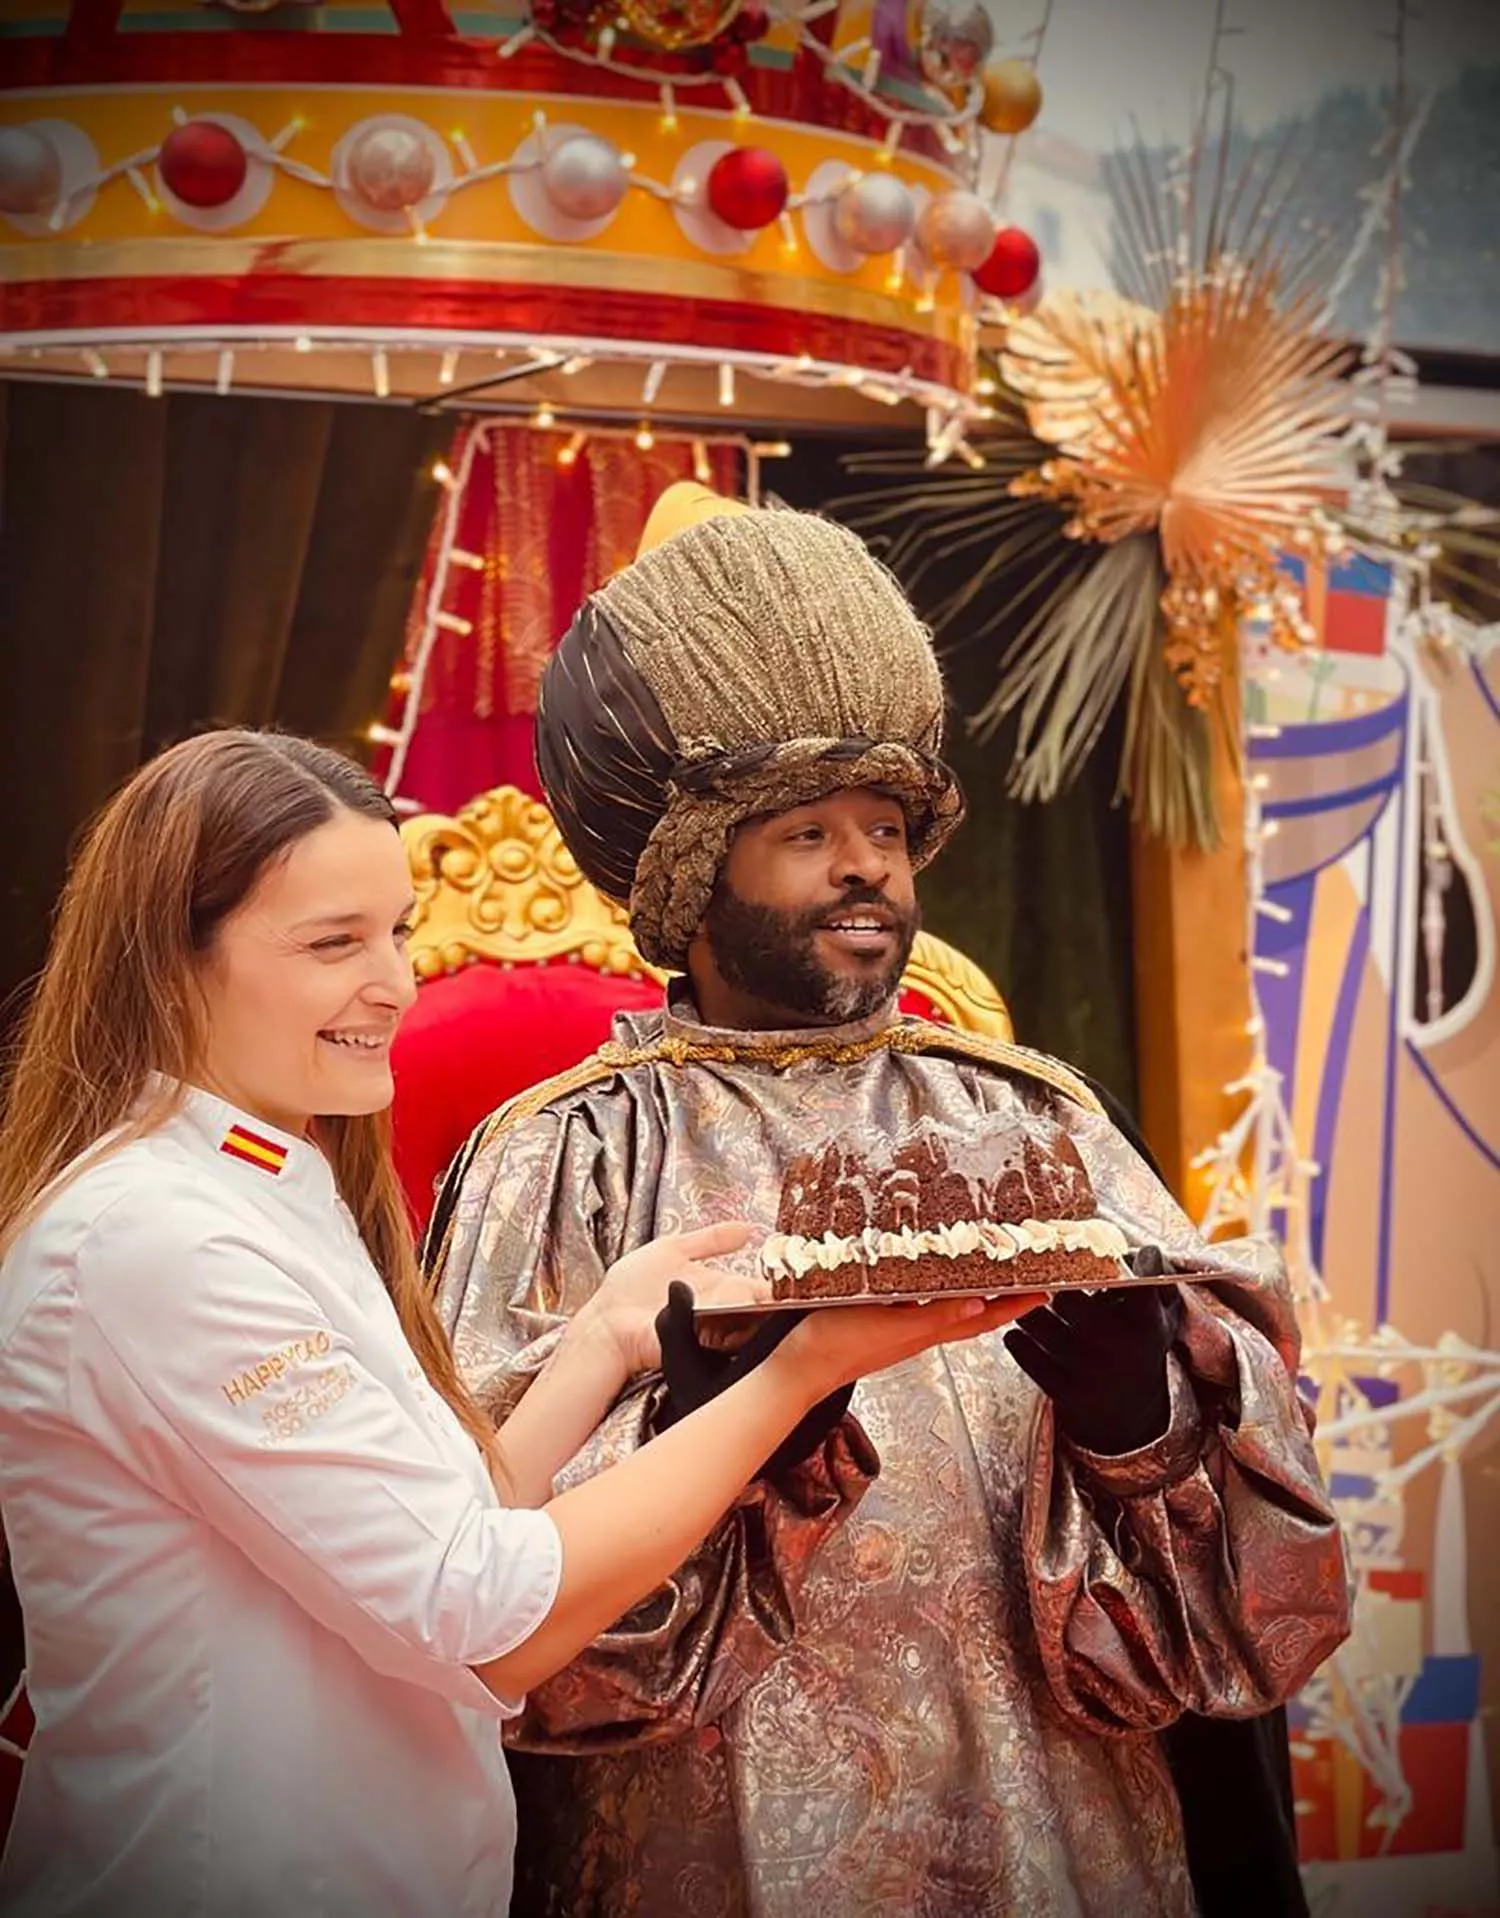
[0,1085,563,1918]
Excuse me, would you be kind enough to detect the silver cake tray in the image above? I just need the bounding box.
[695,1259,1210,1320]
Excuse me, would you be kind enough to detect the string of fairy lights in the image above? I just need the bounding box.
[373,417,781,805]
[1188,0,1500,1857]
[0,0,1054,439]
[0,103,981,254]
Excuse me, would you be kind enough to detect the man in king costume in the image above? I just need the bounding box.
[426,485,1350,1917]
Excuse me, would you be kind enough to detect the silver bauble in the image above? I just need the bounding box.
[916,0,993,91]
[347,125,436,214]
[540,134,628,223]
[0,125,62,219]
[833,172,915,256]
[915,189,995,271]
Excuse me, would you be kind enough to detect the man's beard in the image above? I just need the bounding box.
[701,880,920,1026]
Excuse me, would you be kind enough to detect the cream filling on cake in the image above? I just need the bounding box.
[760,1216,1130,1280]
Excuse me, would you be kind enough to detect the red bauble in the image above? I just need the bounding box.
[732,1,770,39]
[158,121,248,210]
[972,225,1041,298]
[706,146,788,231]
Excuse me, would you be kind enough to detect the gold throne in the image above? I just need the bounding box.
[391,786,1011,1226]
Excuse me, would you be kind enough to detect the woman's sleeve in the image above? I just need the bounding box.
[430,1100,878,1751]
[65,1189,563,1719]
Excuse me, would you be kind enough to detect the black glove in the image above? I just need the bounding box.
[1004,1249,1183,1454]
[653,1281,855,1477]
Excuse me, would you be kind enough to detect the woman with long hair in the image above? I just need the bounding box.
[0,729,1034,1916]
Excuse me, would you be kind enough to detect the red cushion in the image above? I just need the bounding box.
[390,964,948,1232]
[390,962,661,1230]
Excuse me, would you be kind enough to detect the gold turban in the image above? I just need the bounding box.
[535,484,965,970]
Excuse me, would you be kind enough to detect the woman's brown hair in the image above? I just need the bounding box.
[0,729,499,1465]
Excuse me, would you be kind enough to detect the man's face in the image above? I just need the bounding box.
[695,787,920,1029]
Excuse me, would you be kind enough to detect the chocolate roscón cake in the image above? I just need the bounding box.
[760,1118,1130,1302]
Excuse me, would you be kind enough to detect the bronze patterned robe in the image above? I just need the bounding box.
[430,997,1350,1918]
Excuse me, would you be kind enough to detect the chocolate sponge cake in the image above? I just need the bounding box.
[760,1118,1129,1302]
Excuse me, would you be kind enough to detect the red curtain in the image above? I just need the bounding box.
[378,424,739,814]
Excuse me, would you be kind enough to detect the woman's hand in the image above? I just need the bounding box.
[771,1290,1048,1405]
[575,1222,768,1379]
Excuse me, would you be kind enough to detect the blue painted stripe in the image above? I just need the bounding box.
[1258,870,1314,1101]
[1474,659,1500,727]
[1401,1655,1481,1725]
[1262,772,1400,821]
[1404,1040,1500,1170]
[1329,553,1395,597]
[1271,553,1395,598]
[1350,1374,1401,1408]
[1249,692,1408,761]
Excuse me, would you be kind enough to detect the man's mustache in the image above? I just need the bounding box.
[796,887,916,934]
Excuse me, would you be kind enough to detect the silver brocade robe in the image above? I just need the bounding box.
[431,996,1351,1918]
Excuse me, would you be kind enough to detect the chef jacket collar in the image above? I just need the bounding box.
[160,1079,339,1209]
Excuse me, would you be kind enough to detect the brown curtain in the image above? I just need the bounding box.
[774,438,1139,1110]
[0,379,452,1030]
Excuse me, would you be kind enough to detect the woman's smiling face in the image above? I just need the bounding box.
[193,808,419,1136]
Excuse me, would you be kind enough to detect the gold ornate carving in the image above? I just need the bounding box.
[401,785,1012,1039]
[402,787,656,985]
[901,934,1013,1040]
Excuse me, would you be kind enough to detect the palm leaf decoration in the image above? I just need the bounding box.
[834,129,1358,849]
[1362,448,1500,631]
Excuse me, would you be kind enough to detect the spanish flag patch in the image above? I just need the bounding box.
[219,1124,289,1176]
